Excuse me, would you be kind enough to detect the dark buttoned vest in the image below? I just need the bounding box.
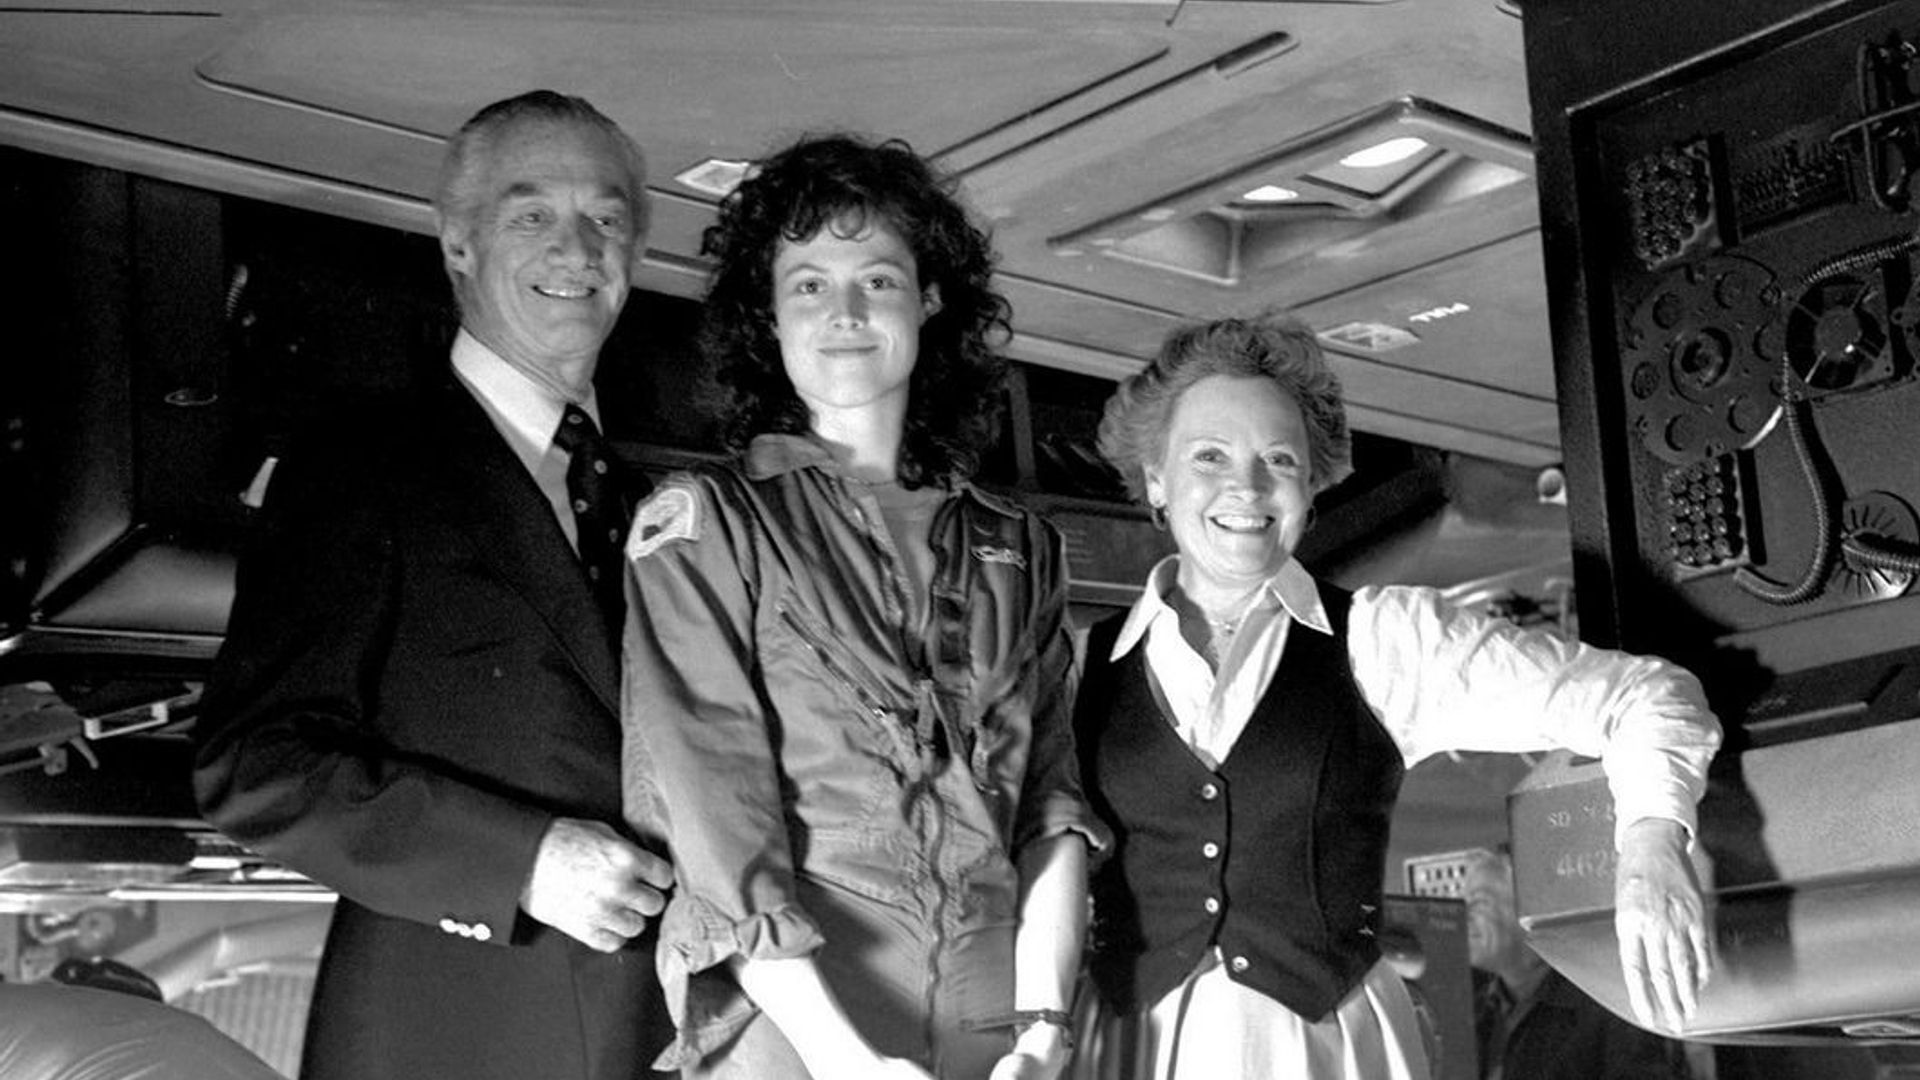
[1075,582,1405,1021]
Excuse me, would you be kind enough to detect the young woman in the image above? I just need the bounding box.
[621,134,1100,1080]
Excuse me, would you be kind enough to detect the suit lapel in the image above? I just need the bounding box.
[425,381,620,715]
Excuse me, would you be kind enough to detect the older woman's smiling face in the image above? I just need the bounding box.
[1146,374,1315,609]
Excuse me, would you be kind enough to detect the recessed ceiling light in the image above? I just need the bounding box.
[1339,137,1430,169]
[1138,206,1179,222]
[1241,184,1300,202]
[1318,321,1420,353]
[674,158,755,198]
[1408,301,1472,324]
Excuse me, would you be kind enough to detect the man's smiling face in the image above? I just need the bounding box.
[442,118,644,392]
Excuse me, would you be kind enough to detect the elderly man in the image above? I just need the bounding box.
[194,91,672,1080]
[1465,848,1693,1080]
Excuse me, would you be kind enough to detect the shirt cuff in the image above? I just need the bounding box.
[652,895,824,1071]
[1013,790,1113,858]
[1608,778,1702,850]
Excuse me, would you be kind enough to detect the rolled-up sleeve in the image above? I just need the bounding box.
[1348,584,1721,848]
[620,474,825,1066]
[1011,521,1112,858]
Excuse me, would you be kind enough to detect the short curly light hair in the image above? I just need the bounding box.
[1097,312,1353,503]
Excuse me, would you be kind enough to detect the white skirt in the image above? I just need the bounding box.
[1068,951,1431,1080]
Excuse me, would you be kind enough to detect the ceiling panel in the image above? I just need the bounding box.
[0,0,1558,469]
[197,6,1178,169]
[1295,230,1564,460]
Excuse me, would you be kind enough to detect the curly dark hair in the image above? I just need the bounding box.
[699,133,1011,486]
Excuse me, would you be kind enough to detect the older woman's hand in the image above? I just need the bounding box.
[1613,816,1712,1031]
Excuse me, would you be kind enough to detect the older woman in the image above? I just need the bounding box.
[1072,313,1719,1080]
[621,134,1100,1080]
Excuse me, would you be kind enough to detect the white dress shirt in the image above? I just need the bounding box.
[449,329,604,554]
[1086,555,1721,1080]
[1108,555,1719,845]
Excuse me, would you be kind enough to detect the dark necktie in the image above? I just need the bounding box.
[553,404,626,638]
[1475,974,1516,1080]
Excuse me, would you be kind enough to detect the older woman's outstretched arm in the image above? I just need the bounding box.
[1351,582,1722,1033]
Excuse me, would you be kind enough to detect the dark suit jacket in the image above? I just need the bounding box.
[194,375,667,1080]
[1482,969,1693,1080]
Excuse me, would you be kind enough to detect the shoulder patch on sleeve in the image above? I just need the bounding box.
[627,483,701,559]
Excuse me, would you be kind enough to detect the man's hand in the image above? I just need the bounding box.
[521,817,673,952]
[1614,816,1712,1032]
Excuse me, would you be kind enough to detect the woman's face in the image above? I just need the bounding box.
[1145,374,1315,604]
[771,214,940,428]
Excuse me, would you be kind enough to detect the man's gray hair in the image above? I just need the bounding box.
[435,90,649,236]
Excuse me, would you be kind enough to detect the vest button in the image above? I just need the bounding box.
[1203,896,1221,915]
[1198,781,1220,801]
[1202,841,1220,859]
[1230,955,1250,973]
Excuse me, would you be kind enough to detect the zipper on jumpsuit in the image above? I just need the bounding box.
[846,477,959,1067]
[773,602,954,1064]
[776,605,913,758]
